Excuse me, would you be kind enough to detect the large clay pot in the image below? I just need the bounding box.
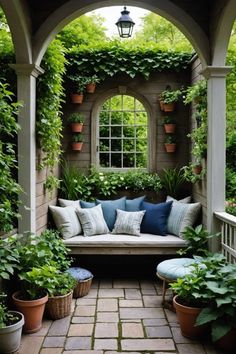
[173,295,208,339]
[0,311,24,354]
[12,291,48,333]
[71,93,84,104]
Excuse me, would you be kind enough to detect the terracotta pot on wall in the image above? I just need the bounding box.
[12,291,48,333]
[173,295,208,339]
[164,123,176,134]
[71,93,84,104]
[163,102,175,112]
[86,83,96,93]
[71,123,83,133]
[192,164,202,175]
[165,143,176,153]
[159,100,165,111]
[72,142,83,151]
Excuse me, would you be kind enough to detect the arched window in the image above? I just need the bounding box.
[97,94,148,169]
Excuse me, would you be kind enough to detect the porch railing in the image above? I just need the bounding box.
[215,211,236,263]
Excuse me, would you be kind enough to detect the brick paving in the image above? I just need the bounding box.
[18,278,222,354]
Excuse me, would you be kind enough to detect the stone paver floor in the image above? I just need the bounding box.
[19,278,223,354]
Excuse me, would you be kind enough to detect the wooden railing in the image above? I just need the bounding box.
[215,211,236,263]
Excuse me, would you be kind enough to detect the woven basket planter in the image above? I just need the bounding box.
[73,277,93,298]
[45,291,73,320]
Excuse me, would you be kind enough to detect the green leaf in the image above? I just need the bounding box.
[212,320,232,342]
[196,308,218,326]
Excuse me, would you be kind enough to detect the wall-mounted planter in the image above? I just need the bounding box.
[165,143,176,153]
[164,123,176,134]
[192,164,202,175]
[86,83,96,93]
[71,93,84,104]
[72,142,83,151]
[163,102,175,112]
[71,123,83,133]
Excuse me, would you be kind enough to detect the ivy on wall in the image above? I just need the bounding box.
[36,40,67,193]
[67,42,193,81]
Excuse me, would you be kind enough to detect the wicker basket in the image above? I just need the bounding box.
[45,291,73,320]
[73,277,93,298]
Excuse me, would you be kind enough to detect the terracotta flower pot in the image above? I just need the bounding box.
[165,143,176,153]
[164,123,176,134]
[71,122,83,133]
[192,164,202,175]
[12,291,48,333]
[71,93,84,104]
[173,295,208,339]
[86,83,96,93]
[163,102,175,112]
[45,291,73,320]
[159,100,165,111]
[72,142,83,151]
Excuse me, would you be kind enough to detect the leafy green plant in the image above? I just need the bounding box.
[182,164,206,184]
[86,74,100,84]
[163,116,176,124]
[164,135,177,144]
[72,133,83,142]
[183,80,207,106]
[68,75,87,93]
[160,168,185,198]
[68,113,84,124]
[0,293,19,327]
[160,88,182,104]
[225,199,236,216]
[19,265,76,299]
[178,225,219,256]
[0,236,20,280]
[44,175,61,196]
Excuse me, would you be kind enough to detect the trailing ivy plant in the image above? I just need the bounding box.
[67,41,193,81]
[36,40,67,194]
[0,82,22,232]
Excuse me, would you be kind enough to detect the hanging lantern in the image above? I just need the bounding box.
[116,7,135,38]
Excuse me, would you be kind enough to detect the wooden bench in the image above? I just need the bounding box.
[63,233,187,255]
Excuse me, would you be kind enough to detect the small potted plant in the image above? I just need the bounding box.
[72,133,83,151]
[85,75,100,93]
[164,135,177,153]
[159,88,182,112]
[163,116,176,133]
[0,293,24,354]
[68,113,85,133]
[68,76,87,104]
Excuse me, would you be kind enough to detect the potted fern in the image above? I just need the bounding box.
[0,293,24,354]
[68,113,84,133]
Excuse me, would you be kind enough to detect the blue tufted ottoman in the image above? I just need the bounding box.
[156,258,196,307]
[67,267,93,298]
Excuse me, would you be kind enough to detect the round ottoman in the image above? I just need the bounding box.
[67,267,93,298]
[156,258,196,307]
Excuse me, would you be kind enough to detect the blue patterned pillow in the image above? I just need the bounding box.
[112,209,146,236]
[167,201,201,237]
[67,267,93,281]
[141,201,173,235]
[80,200,96,208]
[126,196,146,211]
[76,204,109,236]
[96,197,126,231]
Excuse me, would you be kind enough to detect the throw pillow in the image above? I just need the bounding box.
[112,209,146,236]
[76,204,109,236]
[167,201,201,237]
[166,195,191,203]
[141,201,173,235]
[96,197,126,231]
[126,196,146,211]
[80,200,96,208]
[58,198,81,208]
[49,205,82,239]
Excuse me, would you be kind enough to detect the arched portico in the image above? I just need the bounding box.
[1,0,235,242]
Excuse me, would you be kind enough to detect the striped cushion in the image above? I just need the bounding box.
[76,204,109,236]
[112,209,146,236]
[49,205,82,239]
[167,202,201,237]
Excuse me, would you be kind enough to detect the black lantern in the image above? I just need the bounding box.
[116,7,135,38]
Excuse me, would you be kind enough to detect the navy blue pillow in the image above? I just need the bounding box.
[80,200,96,208]
[126,196,146,211]
[140,201,173,235]
[96,197,126,231]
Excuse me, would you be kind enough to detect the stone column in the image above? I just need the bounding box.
[201,66,231,251]
[10,64,44,235]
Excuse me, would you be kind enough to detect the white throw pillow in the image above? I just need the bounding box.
[49,205,82,239]
[112,209,146,236]
[58,198,81,208]
[76,204,109,236]
[166,195,191,203]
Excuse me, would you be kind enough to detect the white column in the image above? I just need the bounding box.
[10,64,44,235]
[201,66,231,251]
